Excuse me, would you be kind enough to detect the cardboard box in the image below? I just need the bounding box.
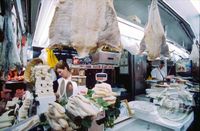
[91,51,121,65]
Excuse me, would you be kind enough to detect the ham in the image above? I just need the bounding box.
[49,0,122,57]
[140,0,169,60]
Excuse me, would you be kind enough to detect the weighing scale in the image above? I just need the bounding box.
[95,73,107,83]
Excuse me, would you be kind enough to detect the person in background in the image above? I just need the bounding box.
[151,60,166,81]
[146,60,153,80]
[54,61,78,101]
[55,60,72,80]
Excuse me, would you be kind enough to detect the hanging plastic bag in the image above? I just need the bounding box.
[39,48,58,68]
[46,48,59,68]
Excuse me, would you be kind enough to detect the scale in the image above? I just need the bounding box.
[95,73,107,83]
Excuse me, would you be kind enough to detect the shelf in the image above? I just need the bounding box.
[72,75,86,78]
[6,80,27,84]
[70,64,116,69]
[5,81,27,91]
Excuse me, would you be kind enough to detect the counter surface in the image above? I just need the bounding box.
[106,112,193,131]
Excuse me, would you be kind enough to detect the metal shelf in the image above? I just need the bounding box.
[6,80,26,84]
[70,64,116,69]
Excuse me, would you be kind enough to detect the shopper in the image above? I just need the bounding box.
[151,60,166,81]
[54,60,78,100]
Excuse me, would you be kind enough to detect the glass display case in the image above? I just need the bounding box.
[157,92,193,121]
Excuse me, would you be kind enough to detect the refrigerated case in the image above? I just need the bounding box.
[116,50,147,100]
[129,54,147,99]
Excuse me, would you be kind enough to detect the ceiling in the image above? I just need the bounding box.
[164,0,200,43]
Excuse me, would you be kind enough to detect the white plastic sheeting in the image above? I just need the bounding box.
[118,17,143,55]
[32,0,58,48]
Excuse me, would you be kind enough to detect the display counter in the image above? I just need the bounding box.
[106,109,193,131]
[106,117,172,131]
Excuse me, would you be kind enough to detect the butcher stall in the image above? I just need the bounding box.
[0,0,199,131]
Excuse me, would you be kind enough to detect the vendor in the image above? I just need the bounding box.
[146,60,153,80]
[151,60,166,81]
[54,61,78,100]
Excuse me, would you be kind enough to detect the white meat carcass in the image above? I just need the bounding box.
[140,0,169,60]
[49,0,122,57]
[189,42,199,67]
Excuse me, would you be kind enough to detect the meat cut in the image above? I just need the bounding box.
[140,0,169,60]
[49,0,122,57]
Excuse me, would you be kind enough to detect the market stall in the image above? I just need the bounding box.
[0,0,199,130]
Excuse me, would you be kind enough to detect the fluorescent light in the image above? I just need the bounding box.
[191,0,200,14]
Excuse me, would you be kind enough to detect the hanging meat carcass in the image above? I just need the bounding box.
[0,15,4,65]
[49,0,122,58]
[140,0,169,60]
[189,41,199,67]
[189,41,199,82]
[0,0,21,79]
